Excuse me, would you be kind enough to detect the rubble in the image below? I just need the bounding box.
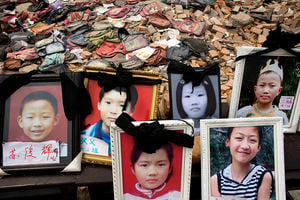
[0,0,299,119]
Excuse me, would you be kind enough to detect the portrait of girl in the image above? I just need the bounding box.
[124,143,180,199]
[210,126,274,200]
[175,75,218,134]
[120,134,184,200]
[113,113,193,200]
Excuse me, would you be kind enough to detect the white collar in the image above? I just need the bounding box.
[135,182,166,198]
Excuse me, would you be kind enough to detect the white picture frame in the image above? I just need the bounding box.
[201,117,285,200]
[229,46,300,133]
[111,119,193,200]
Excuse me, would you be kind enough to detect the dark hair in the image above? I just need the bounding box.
[176,76,216,118]
[19,91,58,115]
[99,86,138,112]
[131,143,174,182]
[227,126,263,145]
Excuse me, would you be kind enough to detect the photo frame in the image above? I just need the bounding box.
[81,68,161,165]
[111,119,193,200]
[229,46,300,133]
[201,117,285,200]
[167,61,221,135]
[0,73,81,175]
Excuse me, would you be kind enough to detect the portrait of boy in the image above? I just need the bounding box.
[17,91,61,142]
[81,85,138,156]
[230,49,300,131]
[5,85,68,144]
[237,58,288,125]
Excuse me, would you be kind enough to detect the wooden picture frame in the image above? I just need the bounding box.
[111,119,193,200]
[168,61,221,135]
[229,46,300,133]
[201,117,285,200]
[81,68,161,165]
[0,73,81,175]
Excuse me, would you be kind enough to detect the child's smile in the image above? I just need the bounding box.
[17,99,59,142]
[226,126,261,164]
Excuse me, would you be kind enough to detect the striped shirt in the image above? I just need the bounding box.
[217,164,273,200]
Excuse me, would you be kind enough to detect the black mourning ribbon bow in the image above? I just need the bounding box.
[97,67,133,92]
[181,62,219,88]
[97,67,133,111]
[236,24,300,61]
[115,113,194,154]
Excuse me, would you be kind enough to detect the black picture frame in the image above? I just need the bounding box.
[0,73,80,174]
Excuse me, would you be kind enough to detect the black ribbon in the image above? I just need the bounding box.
[168,60,219,88]
[83,66,162,111]
[0,71,91,121]
[90,67,133,111]
[0,70,38,101]
[97,67,133,92]
[236,24,300,61]
[60,72,92,120]
[115,113,194,154]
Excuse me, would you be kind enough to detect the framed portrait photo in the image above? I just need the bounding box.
[0,73,81,175]
[111,119,193,200]
[167,61,221,135]
[81,68,161,165]
[229,46,300,133]
[201,117,285,200]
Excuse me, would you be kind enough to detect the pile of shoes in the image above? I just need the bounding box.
[0,0,211,74]
[0,0,299,108]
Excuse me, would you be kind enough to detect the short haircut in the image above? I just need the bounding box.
[131,143,174,182]
[257,71,282,83]
[176,76,216,118]
[19,91,58,115]
[99,86,138,112]
[227,126,263,145]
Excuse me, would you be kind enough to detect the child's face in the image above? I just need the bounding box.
[181,82,208,118]
[226,126,261,165]
[254,72,282,105]
[17,100,60,142]
[132,148,171,190]
[98,90,132,133]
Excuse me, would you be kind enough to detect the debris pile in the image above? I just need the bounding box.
[0,0,299,118]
